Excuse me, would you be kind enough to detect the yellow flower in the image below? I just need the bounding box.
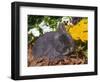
[67,18,88,42]
[80,32,88,42]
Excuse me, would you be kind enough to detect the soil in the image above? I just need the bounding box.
[28,45,87,67]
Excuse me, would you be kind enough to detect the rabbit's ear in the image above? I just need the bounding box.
[57,22,66,33]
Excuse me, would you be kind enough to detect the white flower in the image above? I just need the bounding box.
[28,28,40,37]
[62,17,73,26]
[42,25,52,34]
[39,21,45,27]
[39,21,52,34]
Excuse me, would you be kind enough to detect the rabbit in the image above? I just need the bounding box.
[32,22,75,61]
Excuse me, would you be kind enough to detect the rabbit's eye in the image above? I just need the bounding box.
[59,34,66,41]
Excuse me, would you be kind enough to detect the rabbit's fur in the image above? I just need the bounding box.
[32,22,75,61]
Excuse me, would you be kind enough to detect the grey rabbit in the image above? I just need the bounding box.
[32,22,75,61]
